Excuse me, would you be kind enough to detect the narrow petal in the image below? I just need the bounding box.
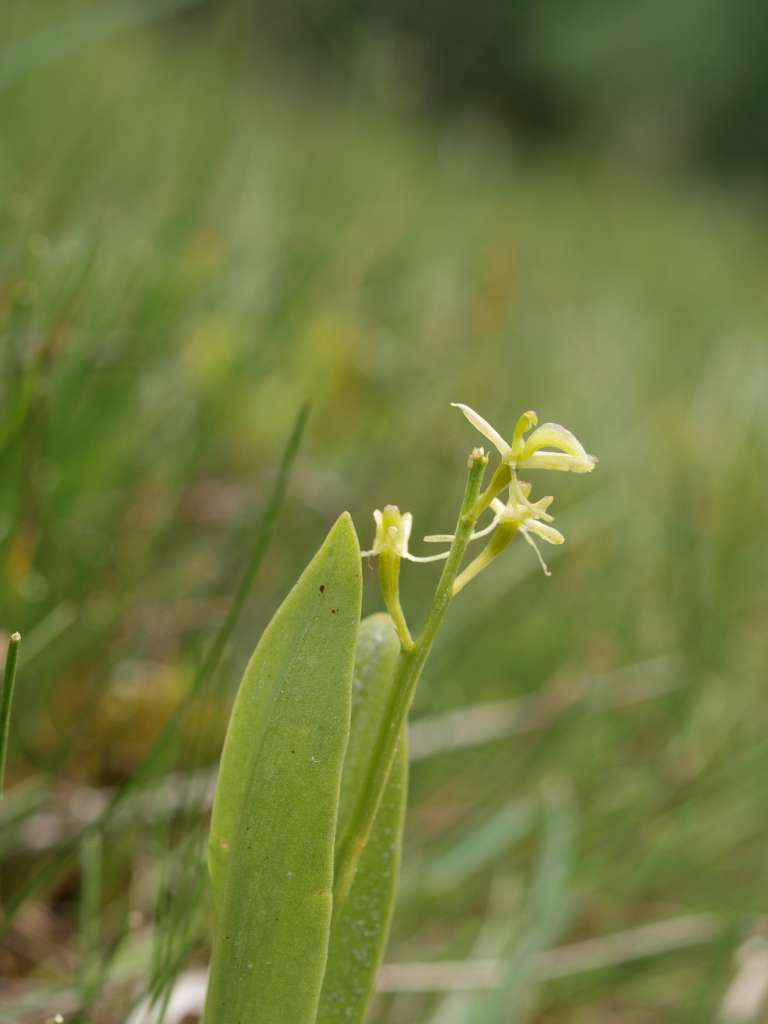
[425,505,501,545]
[529,494,555,522]
[401,512,413,546]
[469,514,502,540]
[511,410,538,455]
[517,451,596,473]
[404,550,451,563]
[362,508,384,556]
[451,403,511,457]
[520,528,552,576]
[524,519,565,545]
[532,494,554,512]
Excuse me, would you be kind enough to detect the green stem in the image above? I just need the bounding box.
[453,519,520,595]
[0,632,21,800]
[472,461,511,519]
[333,449,488,904]
[379,553,414,651]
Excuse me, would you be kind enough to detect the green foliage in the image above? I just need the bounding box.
[472,797,576,1024]
[205,514,362,1024]
[1,5,767,1022]
[318,614,408,1024]
[229,0,768,170]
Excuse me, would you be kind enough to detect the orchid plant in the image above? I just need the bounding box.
[204,404,596,1024]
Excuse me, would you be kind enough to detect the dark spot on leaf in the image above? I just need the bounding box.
[331,608,336,614]
[319,584,325,593]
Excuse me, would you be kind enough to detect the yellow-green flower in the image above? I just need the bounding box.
[485,483,564,577]
[451,403,597,474]
[427,476,563,582]
[425,403,595,585]
[361,505,448,563]
[361,505,447,650]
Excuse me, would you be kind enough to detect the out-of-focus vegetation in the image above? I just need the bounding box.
[1,2,767,1021]
[238,0,768,172]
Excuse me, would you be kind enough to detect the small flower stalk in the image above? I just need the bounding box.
[361,404,596,647]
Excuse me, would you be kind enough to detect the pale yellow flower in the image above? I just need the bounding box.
[426,477,563,578]
[361,505,448,563]
[451,403,597,474]
[485,486,564,577]
[361,505,447,651]
[424,403,595,582]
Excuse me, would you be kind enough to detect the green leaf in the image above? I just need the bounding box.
[204,512,362,1024]
[316,613,408,1024]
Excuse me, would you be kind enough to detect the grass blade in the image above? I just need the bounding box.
[0,632,21,800]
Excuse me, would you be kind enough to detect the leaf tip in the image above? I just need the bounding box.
[329,511,361,557]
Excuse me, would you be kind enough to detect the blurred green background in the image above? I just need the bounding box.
[1,1,767,1021]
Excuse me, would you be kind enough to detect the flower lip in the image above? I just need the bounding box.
[514,422,597,474]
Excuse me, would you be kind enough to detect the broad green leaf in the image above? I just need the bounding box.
[316,613,408,1024]
[204,512,362,1024]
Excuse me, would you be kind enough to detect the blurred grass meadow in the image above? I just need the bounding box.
[2,2,768,1021]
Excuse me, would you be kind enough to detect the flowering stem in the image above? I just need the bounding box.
[333,449,488,905]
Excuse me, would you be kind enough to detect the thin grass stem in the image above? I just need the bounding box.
[0,632,21,800]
